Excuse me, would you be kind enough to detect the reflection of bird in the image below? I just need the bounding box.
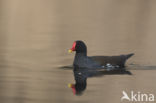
[68,40,134,95]
[121,91,130,101]
[68,67,102,95]
[68,68,87,95]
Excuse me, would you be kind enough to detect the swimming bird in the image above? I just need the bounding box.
[68,40,134,69]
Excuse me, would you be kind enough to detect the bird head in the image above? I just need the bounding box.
[68,40,87,54]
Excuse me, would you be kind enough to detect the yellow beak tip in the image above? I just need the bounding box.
[68,49,72,53]
[68,83,72,88]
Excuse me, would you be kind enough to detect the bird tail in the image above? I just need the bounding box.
[125,53,134,59]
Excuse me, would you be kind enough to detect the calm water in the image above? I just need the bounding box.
[0,0,156,103]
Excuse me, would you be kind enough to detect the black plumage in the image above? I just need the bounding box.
[73,40,134,69]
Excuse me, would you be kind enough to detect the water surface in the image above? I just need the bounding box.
[0,0,156,103]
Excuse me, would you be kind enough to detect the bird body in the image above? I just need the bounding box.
[73,53,102,69]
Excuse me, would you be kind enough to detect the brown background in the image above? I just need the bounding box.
[0,0,156,103]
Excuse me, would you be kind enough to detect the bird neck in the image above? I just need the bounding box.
[76,52,87,57]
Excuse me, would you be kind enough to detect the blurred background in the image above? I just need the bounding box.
[0,0,156,103]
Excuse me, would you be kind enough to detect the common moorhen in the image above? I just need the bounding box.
[68,40,134,68]
[68,40,134,95]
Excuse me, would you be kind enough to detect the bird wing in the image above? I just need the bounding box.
[89,53,134,67]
